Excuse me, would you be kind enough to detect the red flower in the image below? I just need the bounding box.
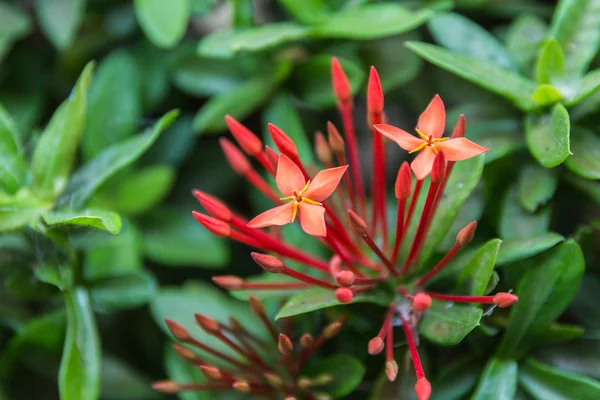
[247,154,347,236]
[375,95,488,180]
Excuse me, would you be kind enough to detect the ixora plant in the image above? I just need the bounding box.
[156,59,521,399]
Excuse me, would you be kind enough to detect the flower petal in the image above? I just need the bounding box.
[411,147,436,180]
[417,95,445,138]
[374,124,423,151]
[303,166,348,202]
[298,203,326,236]
[276,154,306,196]
[435,137,489,161]
[247,202,295,228]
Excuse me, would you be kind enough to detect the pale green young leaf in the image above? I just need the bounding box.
[525,103,570,167]
[134,0,190,49]
[0,104,27,194]
[35,0,85,50]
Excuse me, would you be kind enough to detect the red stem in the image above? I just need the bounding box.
[386,319,394,363]
[397,180,423,271]
[415,242,461,286]
[391,198,407,266]
[335,151,356,211]
[245,170,281,204]
[377,305,395,339]
[239,282,310,290]
[340,104,366,218]
[176,383,232,391]
[400,314,425,380]
[282,266,337,290]
[255,152,276,176]
[324,234,365,277]
[361,234,397,277]
[371,113,387,246]
[426,293,496,304]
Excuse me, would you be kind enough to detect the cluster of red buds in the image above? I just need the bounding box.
[153,296,343,399]
[192,58,519,400]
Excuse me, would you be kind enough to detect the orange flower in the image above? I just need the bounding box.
[374,95,488,180]
[247,154,347,236]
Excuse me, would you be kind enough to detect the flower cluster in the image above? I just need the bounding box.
[153,296,343,399]
[192,58,518,400]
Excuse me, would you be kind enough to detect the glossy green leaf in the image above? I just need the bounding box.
[263,91,314,163]
[565,127,600,179]
[529,322,584,346]
[101,354,159,400]
[59,288,101,400]
[497,241,584,358]
[313,3,436,39]
[471,358,518,400]
[531,84,563,106]
[34,263,73,291]
[293,55,365,108]
[31,62,94,199]
[428,13,517,71]
[565,173,600,205]
[134,41,169,110]
[276,287,391,319]
[420,155,485,264]
[134,0,190,49]
[549,0,600,76]
[525,103,570,167]
[0,104,26,194]
[500,185,551,240]
[467,121,525,164]
[535,39,566,85]
[141,114,195,167]
[193,61,291,133]
[0,189,51,232]
[406,41,538,111]
[308,354,366,398]
[495,232,564,266]
[82,50,141,160]
[520,358,600,400]
[419,301,483,346]
[505,14,547,72]
[35,0,85,50]
[150,281,268,360]
[41,209,122,234]
[278,0,329,24]
[431,358,480,400]
[535,340,600,380]
[99,165,175,216]
[164,345,212,400]
[90,271,157,311]
[58,110,178,209]
[456,239,502,296]
[143,207,229,267]
[5,267,57,300]
[518,163,559,212]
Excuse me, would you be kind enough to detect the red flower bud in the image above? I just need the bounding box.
[233,381,251,393]
[251,252,284,273]
[368,337,384,355]
[327,121,345,153]
[300,333,314,348]
[323,321,342,338]
[165,319,191,342]
[347,209,367,236]
[413,292,432,312]
[225,115,262,156]
[367,66,384,114]
[395,161,412,200]
[331,57,352,106]
[199,365,222,380]
[493,292,518,308]
[278,333,294,355]
[430,150,446,184]
[152,380,181,394]
[335,270,355,287]
[195,314,220,334]
[193,190,232,221]
[336,287,354,304]
[192,211,231,237]
[249,296,266,315]
[457,221,477,248]
[268,123,299,159]
[172,343,197,362]
[315,131,332,165]
[386,360,398,381]
[212,275,245,290]
[265,145,279,171]
[415,378,432,400]
[451,114,466,139]
[219,137,251,175]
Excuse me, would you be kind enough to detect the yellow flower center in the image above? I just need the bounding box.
[410,129,449,155]
[280,180,322,222]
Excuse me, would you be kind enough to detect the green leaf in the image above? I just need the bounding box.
[90,271,157,311]
[141,114,196,167]
[0,2,32,42]
[278,0,329,24]
[276,287,391,319]
[41,209,122,234]
[456,239,502,296]
[467,120,525,164]
[82,50,141,160]
[31,62,94,199]
[497,241,585,358]
[520,358,600,400]
[191,0,217,16]
[164,345,212,400]
[528,322,584,346]
[193,61,290,133]
[0,189,51,232]
[196,29,241,59]
[471,358,518,400]
[569,273,600,333]
[35,0,85,50]
[420,155,485,264]
[531,84,563,106]
[518,163,559,212]
[549,0,600,76]
[312,3,436,39]
[406,41,538,111]
[504,14,547,72]
[134,0,190,49]
[0,104,27,194]
[565,68,600,106]
[438,188,484,251]
[59,288,101,400]
[101,354,159,400]
[229,0,254,28]
[431,358,481,400]
[535,39,566,85]
[308,354,366,398]
[428,13,517,71]
[263,91,314,163]
[143,207,229,267]
[495,232,564,266]
[150,281,268,360]
[99,165,175,216]
[565,127,600,179]
[500,184,551,240]
[58,110,178,209]
[525,103,570,167]
[293,55,365,108]
[419,301,482,346]
[535,340,600,380]
[565,173,600,205]
[34,263,73,291]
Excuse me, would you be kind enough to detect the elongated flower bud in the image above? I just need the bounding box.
[278,333,294,355]
[315,131,332,165]
[219,137,251,175]
[152,380,180,394]
[195,314,220,334]
[431,150,446,184]
[268,123,299,159]
[173,344,197,362]
[327,122,345,153]
[367,66,384,114]
[193,190,232,221]
[331,57,352,106]
[457,221,477,248]
[386,360,398,381]
[347,209,367,236]
[395,162,412,200]
[212,275,244,290]
[493,292,518,308]
[192,211,231,237]
[165,319,192,342]
[415,378,431,400]
[251,252,284,273]
[199,365,222,380]
[233,381,250,393]
[300,333,314,348]
[265,145,279,171]
[368,337,384,355]
[225,115,262,156]
[323,321,342,338]
[451,114,466,139]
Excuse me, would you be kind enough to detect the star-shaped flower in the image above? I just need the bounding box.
[374,95,488,180]
[247,154,347,236]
